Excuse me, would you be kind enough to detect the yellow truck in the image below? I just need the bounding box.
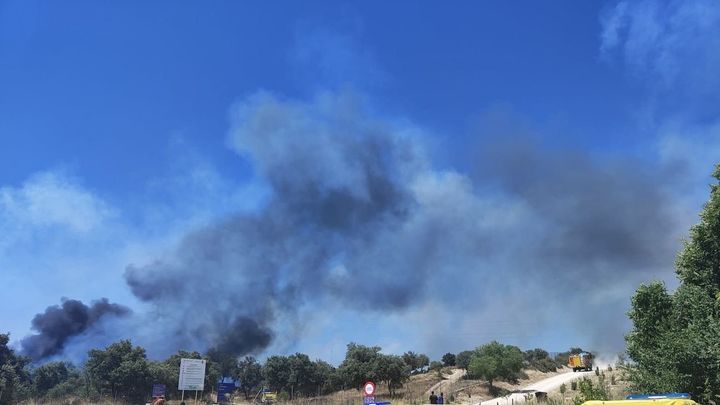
[568,352,593,372]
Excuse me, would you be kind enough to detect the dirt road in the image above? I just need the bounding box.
[475,370,593,405]
[426,368,467,397]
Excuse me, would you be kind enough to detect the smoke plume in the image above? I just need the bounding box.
[123,91,687,357]
[21,298,131,361]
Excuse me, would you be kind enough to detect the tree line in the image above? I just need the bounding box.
[0,338,430,404]
[0,333,583,405]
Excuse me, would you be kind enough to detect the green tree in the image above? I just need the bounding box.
[0,334,30,405]
[429,361,443,371]
[337,343,382,390]
[625,165,720,403]
[262,355,291,393]
[467,341,523,391]
[33,361,81,398]
[456,350,474,370]
[375,354,410,396]
[261,353,328,398]
[287,353,316,397]
[523,348,558,372]
[442,353,456,367]
[85,340,150,403]
[206,348,238,380]
[402,351,429,373]
[312,360,338,395]
[417,354,430,372]
[235,356,262,399]
[148,360,177,398]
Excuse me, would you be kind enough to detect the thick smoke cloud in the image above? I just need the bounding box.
[21,298,131,361]
[124,91,686,358]
[124,92,425,356]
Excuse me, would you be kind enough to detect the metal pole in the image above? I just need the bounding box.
[195,389,198,405]
[182,390,185,402]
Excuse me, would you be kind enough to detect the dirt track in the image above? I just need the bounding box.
[425,368,467,397]
[474,370,593,405]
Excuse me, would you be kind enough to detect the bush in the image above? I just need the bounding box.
[429,361,443,371]
[572,378,608,405]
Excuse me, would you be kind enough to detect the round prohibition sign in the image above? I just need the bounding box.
[363,381,376,396]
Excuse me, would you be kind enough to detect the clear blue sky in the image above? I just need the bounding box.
[2,0,719,364]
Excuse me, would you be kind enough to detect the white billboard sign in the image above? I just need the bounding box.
[178,358,206,391]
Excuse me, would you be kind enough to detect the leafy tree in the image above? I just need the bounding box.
[468,355,496,384]
[417,354,430,372]
[625,165,720,403]
[456,350,474,370]
[32,361,81,398]
[402,351,429,373]
[312,360,338,395]
[429,361,443,371]
[335,343,410,395]
[287,353,316,397]
[85,340,150,403]
[262,355,291,393]
[375,354,410,396]
[0,334,30,405]
[148,360,177,398]
[206,348,238,380]
[0,364,20,405]
[524,349,558,372]
[467,341,523,391]
[442,353,456,367]
[235,356,262,399]
[337,343,382,390]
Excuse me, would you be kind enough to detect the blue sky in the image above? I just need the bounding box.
[2,0,720,364]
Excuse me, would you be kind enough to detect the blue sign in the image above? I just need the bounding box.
[626,393,690,400]
[152,384,166,397]
[365,397,391,405]
[217,382,236,403]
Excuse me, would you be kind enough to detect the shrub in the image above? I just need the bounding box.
[572,377,609,405]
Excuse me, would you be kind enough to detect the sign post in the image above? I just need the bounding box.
[363,381,376,405]
[178,358,206,405]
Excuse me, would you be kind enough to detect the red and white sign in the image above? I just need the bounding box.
[363,381,376,397]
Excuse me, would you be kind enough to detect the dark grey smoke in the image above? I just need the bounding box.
[124,92,426,357]
[123,92,687,357]
[21,298,131,361]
